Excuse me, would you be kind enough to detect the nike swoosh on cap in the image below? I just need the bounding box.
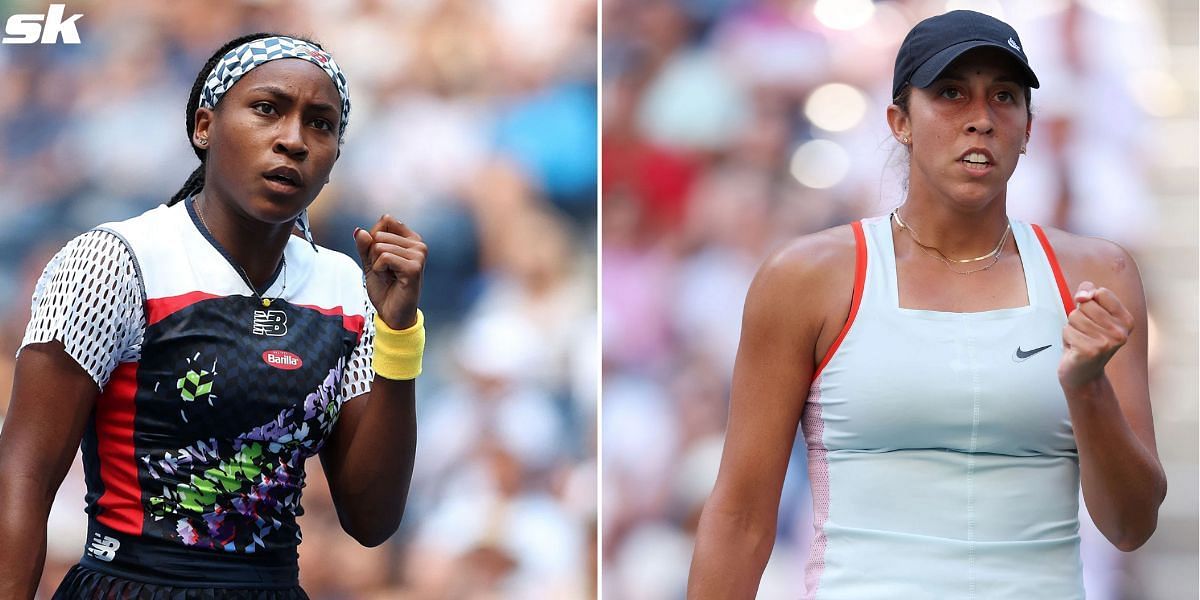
[1013,344,1052,361]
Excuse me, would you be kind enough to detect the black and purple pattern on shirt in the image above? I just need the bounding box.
[145,358,348,552]
[125,294,359,554]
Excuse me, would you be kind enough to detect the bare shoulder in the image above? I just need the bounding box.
[743,223,859,351]
[1038,226,1143,295]
[753,223,858,295]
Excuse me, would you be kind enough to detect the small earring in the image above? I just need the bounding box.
[1020,146,1027,154]
[197,138,208,146]
[900,136,910,144]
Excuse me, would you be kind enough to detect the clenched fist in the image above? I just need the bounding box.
[1059,281,1135,392]
[354,215,426,330]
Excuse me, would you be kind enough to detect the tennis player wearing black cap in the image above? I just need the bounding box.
[688,10,1164,598]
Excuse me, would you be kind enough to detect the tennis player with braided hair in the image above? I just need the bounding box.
[688,10,1165,599]
[0,33,426,598]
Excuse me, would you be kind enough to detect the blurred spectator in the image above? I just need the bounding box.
[601,0,1186,598]
[0,1,595,598]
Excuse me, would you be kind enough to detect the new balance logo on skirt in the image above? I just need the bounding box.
[87,534,119,562]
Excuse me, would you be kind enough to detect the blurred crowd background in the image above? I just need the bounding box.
[0,0,596,598]
[601,0,1197,598]
[2,0,1197,598]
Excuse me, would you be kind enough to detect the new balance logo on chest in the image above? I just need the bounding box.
[253,309,287,336]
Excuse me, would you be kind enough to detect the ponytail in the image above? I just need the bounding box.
[168,165,206,206]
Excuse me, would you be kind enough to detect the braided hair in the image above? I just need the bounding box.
[167,32,330,205]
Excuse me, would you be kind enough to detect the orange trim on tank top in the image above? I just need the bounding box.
[812,220,867,380]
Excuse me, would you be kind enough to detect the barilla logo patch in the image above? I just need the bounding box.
[263,350,302,370]
[3,4,82,44]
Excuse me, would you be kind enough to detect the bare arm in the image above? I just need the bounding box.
[319,378,416,547]
[0,343,98,599]
[320,215,425,547]
[1052,231,1166,551]
[688,228,854,598]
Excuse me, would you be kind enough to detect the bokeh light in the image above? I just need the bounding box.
[804,83,868,132]
[1128,69,1186,117]
[789,139,850,189]
[944,0,1006,19]
[813,0,876,31]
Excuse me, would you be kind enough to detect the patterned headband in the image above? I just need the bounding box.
[200,36,351,143]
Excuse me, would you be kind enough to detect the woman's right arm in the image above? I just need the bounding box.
[0,343,98,599]
[0,231,140,598]
[687,228,854,598]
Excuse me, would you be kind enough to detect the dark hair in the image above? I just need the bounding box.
[891,83,1033,123]
[167,32,328,205]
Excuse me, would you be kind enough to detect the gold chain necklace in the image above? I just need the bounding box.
[194,197,287,307]
[891,209,1011,275]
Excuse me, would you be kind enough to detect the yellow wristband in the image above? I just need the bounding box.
[372,309,425,380]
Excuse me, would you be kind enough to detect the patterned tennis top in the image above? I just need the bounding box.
[21,198,375,587]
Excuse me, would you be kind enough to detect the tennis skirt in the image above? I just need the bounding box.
[52,564,309,600]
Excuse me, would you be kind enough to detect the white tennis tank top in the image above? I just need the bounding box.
[802,215,1084,599]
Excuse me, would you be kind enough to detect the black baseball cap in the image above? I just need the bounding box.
[892,10,1039,100]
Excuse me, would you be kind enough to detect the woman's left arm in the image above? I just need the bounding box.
[1055,232,1167,552]
[320,215,427,547]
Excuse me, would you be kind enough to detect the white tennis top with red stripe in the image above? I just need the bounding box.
[802,215,1083,599]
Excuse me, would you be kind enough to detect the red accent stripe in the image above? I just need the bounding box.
[812,221,867,380]
[146,291,221,326]
[293,302,366,337]
[95,362,142,535]
[149,294,365,336]
[1031,224,1074,316]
